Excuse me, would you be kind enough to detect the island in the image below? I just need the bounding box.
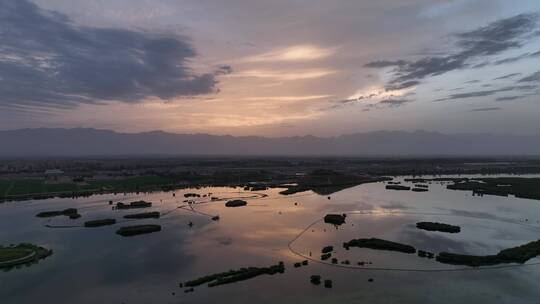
[310,275,321,285]
[116,224,161,236]
[123,211,160,219]
[416,222,461,233]
[36,208,81,219]
[279,169,389,195]
[321,253,332,260]
[406,177,540,201]
[324,214,346,226]
[436,239,540,267]
[0,243,53,270]
[244,185,268,191]
[84,218,116,227]
[322,245,334,253]
[181,262,285,288]
[115,200,152,209]
[343,238,416,254]
[225,199,247,207]
[385,185,411,191]
[411,187,429,192]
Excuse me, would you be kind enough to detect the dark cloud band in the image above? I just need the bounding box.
[0,0,220,109]
[365,13,539,91]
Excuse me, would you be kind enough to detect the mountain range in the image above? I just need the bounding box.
[1,128,540,157]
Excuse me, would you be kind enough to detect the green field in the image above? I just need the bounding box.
[2,175,176,200]
[0,248,32,261]
[0,181,12,197]
[84,175,174,191]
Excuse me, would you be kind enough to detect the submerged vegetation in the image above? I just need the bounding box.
[0,243,52,270]
[343,238,416,254]
[116,224,161,236]
[416,222,461,233]
[181,262,285,288]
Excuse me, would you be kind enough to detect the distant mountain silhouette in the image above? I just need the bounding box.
[1,128,540,157]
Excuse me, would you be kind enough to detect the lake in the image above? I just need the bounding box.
[1,175,540,304]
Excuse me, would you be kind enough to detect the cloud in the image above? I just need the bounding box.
[496,95,528,101]
[243,45,335,62]
[384,80,421,90]
[493,73,522,80]
[363,60,407,68]
[436,85,536,101]
[518,70,540,82]
[493,50,540,65]
[470,107,502,112]
[215,65,233,75]
[227,69,336,80]
[464,79,480,84]
[243,95,332,102]
[365,13,540,90]
[378,98,413,107]
[0,0,218,110]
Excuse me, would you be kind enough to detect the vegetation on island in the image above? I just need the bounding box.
[244,185,268,191]
[294,260,308,268]
[446,177,540,201]
[310,275,321,285]
[321,246,334,254]
[181,262,285,288]
[406,177,540,201]
[324,214,346,226]
[321,253,332,260]
[36,208,80,219]
[115,200,152,210]
[225,199,247,207]
[343,238,416,254]
[116,224,161,236]
[84,219,116,227]
[385,185,411,191]
[436,239,540,267]
[416,222,461,233]
[0,243,53,270]
[279,169,389,195]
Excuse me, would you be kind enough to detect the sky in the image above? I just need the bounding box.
[0,0,539,137]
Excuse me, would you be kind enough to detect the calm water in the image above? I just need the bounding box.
[1,175,540,304]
